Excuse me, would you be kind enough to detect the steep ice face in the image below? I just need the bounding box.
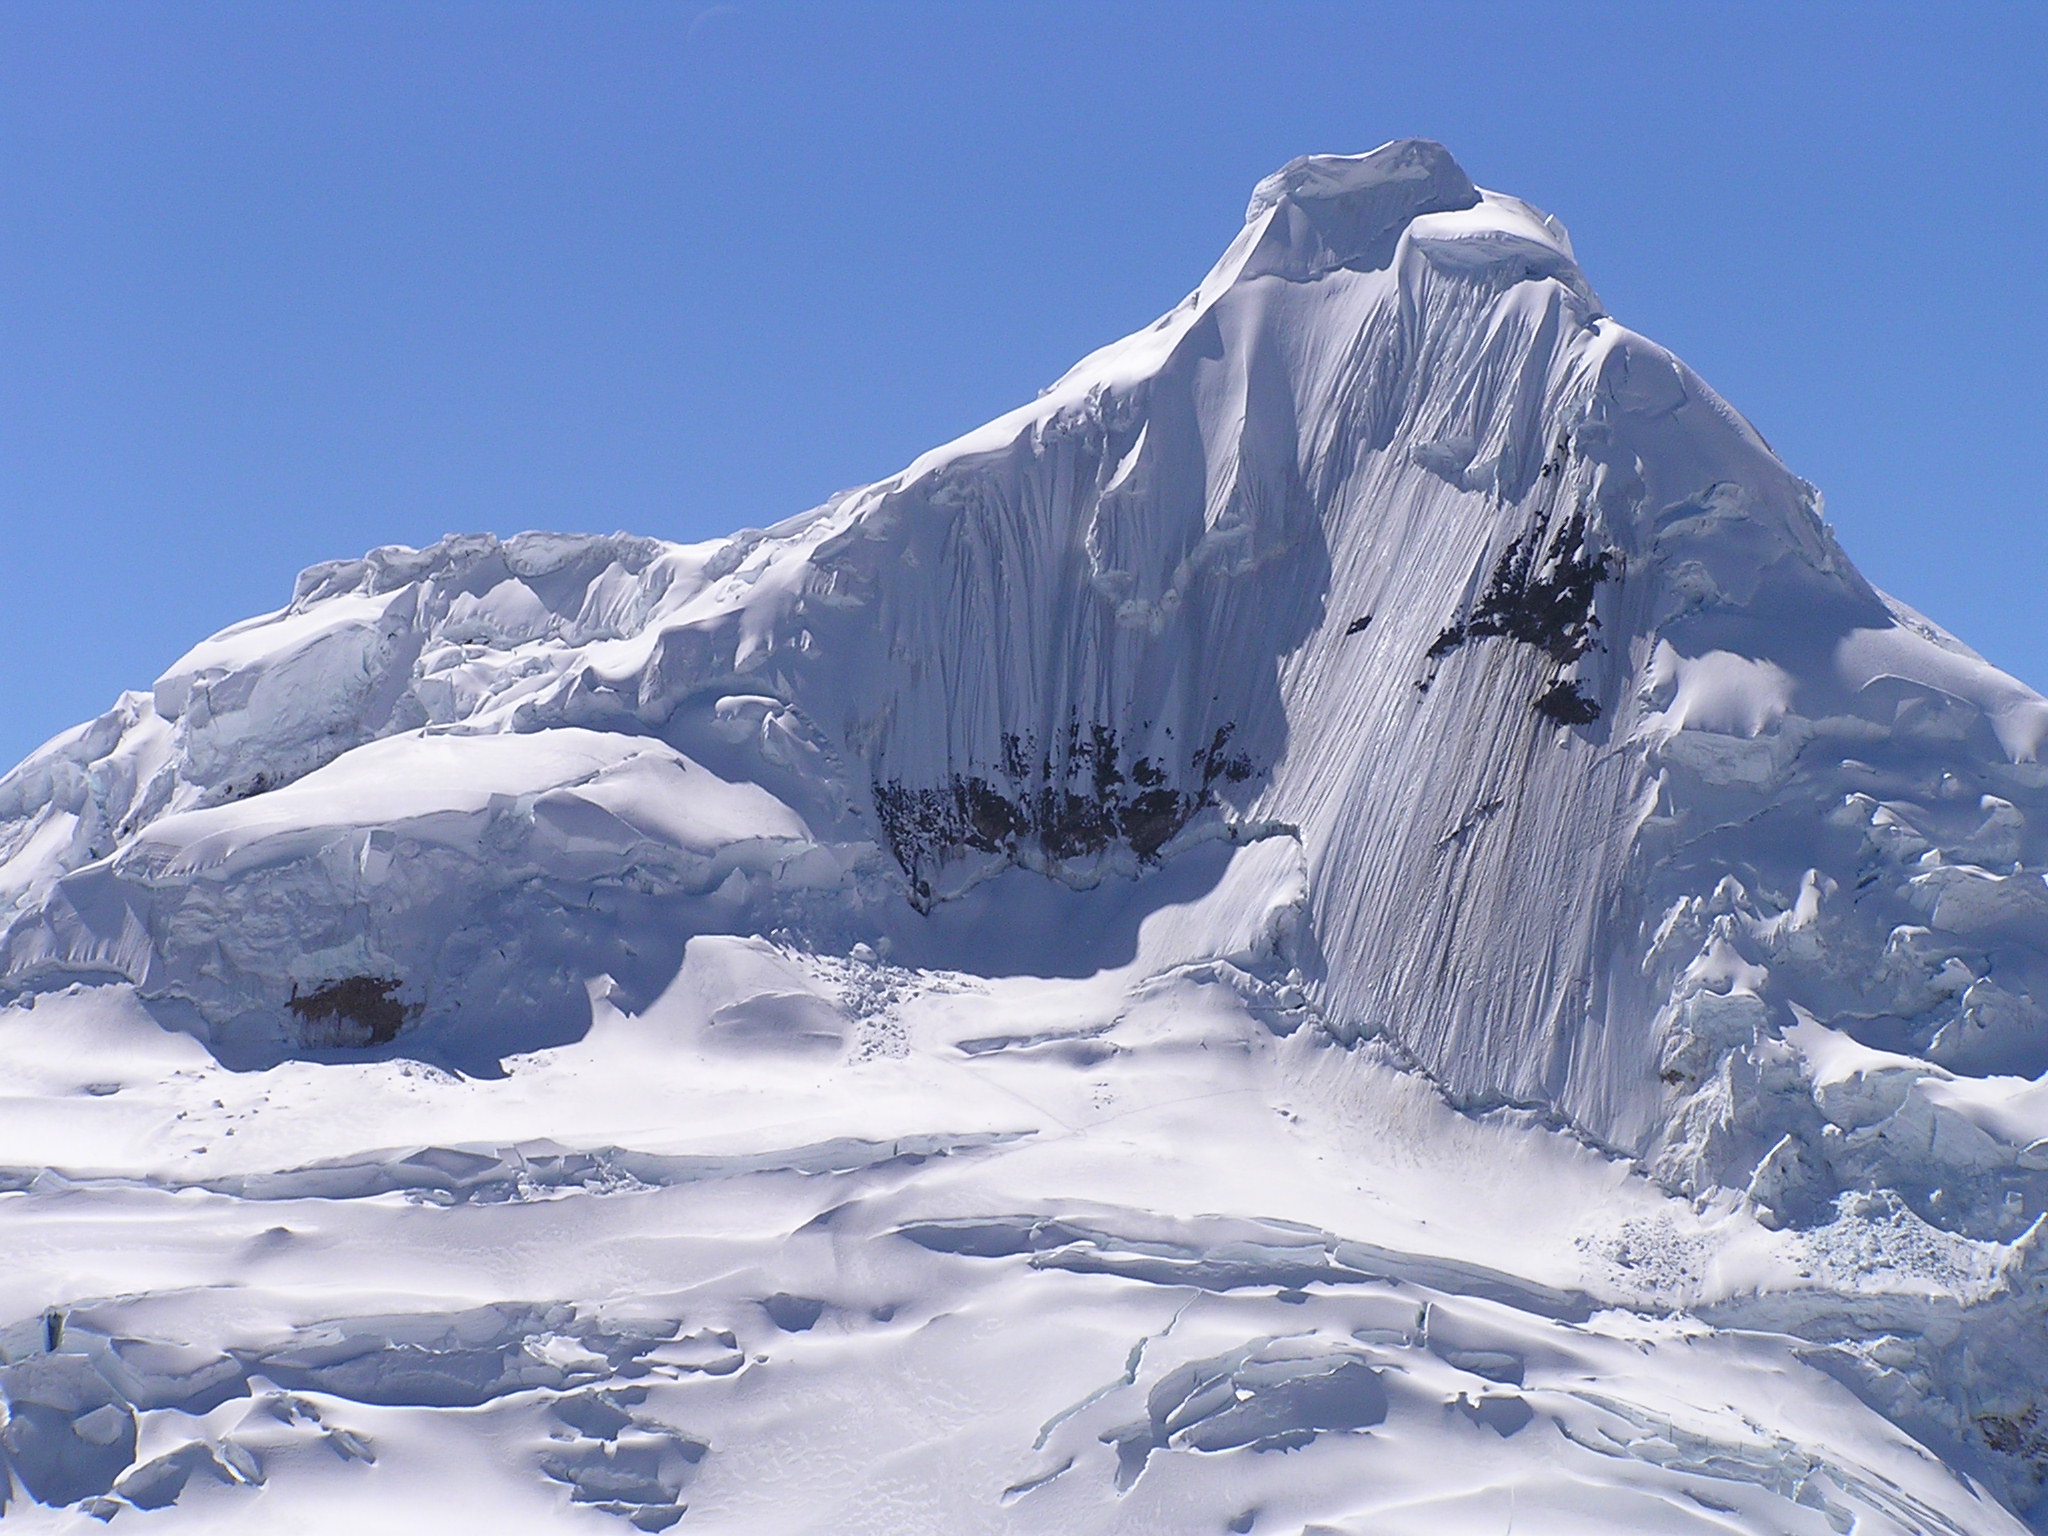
[6,137,2048,1531]
[6,140,2048,1221]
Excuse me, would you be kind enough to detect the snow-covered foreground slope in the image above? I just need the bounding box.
[3,140,2048,1531]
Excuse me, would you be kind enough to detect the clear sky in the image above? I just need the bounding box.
[3,2,2043,771]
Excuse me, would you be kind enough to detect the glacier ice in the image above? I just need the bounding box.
[3,139,2048,1531]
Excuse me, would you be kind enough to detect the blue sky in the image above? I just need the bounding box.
[3,1,2043,770]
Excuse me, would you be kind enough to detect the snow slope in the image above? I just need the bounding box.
[3,139,2048,1531]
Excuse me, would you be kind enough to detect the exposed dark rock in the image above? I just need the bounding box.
[1978,1406,2048,1464]
[1429,509,1612,666]
[1533,679,1602,725]
[873,721,1256,905]
[287,977,414,1048]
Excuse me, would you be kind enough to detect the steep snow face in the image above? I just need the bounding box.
[5,139,2048,1223]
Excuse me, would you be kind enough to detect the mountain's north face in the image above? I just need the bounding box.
[4,141,2048,1533]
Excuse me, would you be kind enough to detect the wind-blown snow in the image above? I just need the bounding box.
[3,139,2047,1532]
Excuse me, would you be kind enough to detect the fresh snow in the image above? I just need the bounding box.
[2,138,2047,1532]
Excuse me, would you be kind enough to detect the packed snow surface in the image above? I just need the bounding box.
[4,139,2048,1531]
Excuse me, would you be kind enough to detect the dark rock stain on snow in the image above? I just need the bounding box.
[874,721,1255,906]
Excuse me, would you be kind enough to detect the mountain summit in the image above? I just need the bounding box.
[3,142,2047,1532]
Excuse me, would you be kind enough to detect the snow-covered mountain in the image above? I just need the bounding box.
[4,139,2047,1533]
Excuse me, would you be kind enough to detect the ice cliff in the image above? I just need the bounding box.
[4,140,2048,1532]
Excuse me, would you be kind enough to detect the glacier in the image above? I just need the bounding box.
[3,138,2048,1532]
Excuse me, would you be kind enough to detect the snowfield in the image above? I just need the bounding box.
[3,139,2048,1532]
